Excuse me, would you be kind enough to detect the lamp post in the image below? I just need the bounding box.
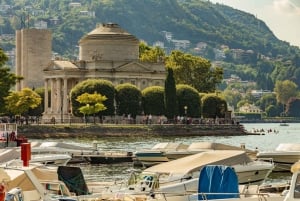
[184,106,188,124]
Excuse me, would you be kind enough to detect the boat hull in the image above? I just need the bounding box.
[88,155,133,164]
[257,152,300,172]
[134,151,169,167]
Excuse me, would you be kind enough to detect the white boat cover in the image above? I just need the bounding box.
[0,148,20,163]
[0,164,58,191]
[144,150,252,176]
[187,142,252,152]
[151,142,189,150]
[275,143,300,151]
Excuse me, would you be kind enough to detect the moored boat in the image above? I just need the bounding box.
[140,150,274,185]
[134,142,257,167]
[257,143,300,172]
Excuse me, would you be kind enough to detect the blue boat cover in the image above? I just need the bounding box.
[198,165,239,200]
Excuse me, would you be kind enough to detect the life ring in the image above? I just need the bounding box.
[0,183,6,201]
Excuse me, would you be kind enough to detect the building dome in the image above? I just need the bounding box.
[79,23,139,61]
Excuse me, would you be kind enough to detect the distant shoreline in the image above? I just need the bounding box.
[17,123,258,139]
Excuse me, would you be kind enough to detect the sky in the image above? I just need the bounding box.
[210,0,300,47]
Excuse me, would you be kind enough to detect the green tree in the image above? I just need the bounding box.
[28,87,46,119]
[286,98,300,117]
[70,79,115,117]
[0,49,22,114]
[256,93,277,112]
[166,50,223,93]
[176,84,201,118]
[223,89,242,109]
[76,92,107,123]
[115,83,142,120]
[141,86,165,116]
[5,88,41,124]
[164,68,178,121]
[265,105,279,117]
[139,42,165,62]
[202,93,227,119]
[274,80,298,115]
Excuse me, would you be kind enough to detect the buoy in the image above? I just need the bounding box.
[21,143,31,167]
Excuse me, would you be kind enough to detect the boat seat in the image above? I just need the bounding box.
[239,185,246,194]
[243,185,259,197]
[23,190,41,201]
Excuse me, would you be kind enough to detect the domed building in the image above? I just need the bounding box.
[43,23,166,122]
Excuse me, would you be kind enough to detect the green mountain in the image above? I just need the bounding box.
[1,0,300,86]
[1,0,298,56]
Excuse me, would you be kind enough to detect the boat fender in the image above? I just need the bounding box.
[0,183,5,201]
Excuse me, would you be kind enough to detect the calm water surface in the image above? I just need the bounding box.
[36,123,300,184]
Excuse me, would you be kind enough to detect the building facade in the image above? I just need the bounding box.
[15,29,52,90]
[42,23,166,121]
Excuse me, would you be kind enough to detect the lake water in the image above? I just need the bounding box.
[38,123,300,184]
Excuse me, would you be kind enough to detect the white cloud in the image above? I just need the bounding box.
[273,0,300,15]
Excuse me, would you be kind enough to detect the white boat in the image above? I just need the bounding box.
[280,122,289,126]
[152,165,284,201]
[257,143,300,172]
[139,150,274,185]
[0,161,104,201]
[31,141,131,164]
[30,153,72,166]
[134,142,189,166]
[101,164,283,201]
[134,142,256,167]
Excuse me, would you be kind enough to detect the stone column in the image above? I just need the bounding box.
[136,78,141,89]
[63,78,68,114]
[44,79,48,113]
[56,78,62,114]
[50,79,55,113]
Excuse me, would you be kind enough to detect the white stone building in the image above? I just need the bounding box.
[42,23,166,122]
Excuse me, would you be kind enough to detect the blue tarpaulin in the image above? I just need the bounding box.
[198,165,239,200]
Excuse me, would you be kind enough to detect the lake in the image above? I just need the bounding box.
[36,123,300,184]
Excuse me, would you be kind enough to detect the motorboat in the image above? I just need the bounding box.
[0,161,105,201]
[101,164,283,201]
[257,143,300,172]
[99,152,274,200]
[139,150,274,185]
[30,153,72,166]
[280,122,289,126]
[134,142,189,166]
[134,142,257,167]
[31,141,133,164]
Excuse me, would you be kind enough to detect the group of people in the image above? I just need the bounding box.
[251,128,279,134]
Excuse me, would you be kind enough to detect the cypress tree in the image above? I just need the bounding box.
[164,68,178,121]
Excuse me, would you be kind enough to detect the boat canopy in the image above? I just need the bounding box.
[1,164,58,192]
[144,150,252,176]
[198,165,239,200]
[187,142,250,152]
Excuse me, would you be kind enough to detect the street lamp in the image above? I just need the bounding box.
[184,106,188,124]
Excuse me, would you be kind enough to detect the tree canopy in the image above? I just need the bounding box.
[70,79,115,116]
[274,80,298,106]
[166,50,223,93]
[164,68,178,120]
[76,92,107,123]
[115,83,142,119]
[0,49,22,114]
[4,88,41,116]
